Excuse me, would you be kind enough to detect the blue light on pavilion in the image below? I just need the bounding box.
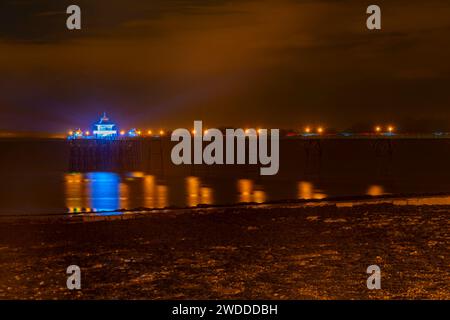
[93,112,118,139]
[68,112,119,140]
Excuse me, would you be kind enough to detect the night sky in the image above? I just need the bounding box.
[0,0,449,134]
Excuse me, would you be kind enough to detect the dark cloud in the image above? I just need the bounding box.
[0,0,241,43]
[0,0,449,133]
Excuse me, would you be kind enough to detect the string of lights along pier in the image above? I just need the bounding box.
[67,113,449,140]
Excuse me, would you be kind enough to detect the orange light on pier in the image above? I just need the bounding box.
[375,126,382,133]
[136,130,142,135]
[317,127,324,134]
[304,127,311,133]
[147,130,153,135]
[85,131,90,136]
[120,130,125,136]
[68,130,73,135]
[159,130,165,136]
[388,126,395,133]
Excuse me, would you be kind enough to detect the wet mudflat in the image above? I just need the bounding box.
[0,202,448,299]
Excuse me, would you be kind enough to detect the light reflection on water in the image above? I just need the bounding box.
[66,172,122,213]
[186,176,213,207]
[366,184,387,197]
[64,172,450,214]
[237,179,266,203]
[66,172,169,213]
[143,175,168,209]
[298,181,326,200]
[65,173,87,212]
[65,173,271,213]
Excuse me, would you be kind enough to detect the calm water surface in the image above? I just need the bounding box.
[0,138,449,215]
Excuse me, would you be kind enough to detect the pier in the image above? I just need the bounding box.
[69,138,169,173]
[67,134,450,182]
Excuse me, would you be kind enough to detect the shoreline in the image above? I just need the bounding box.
[0,192,449,223]
[0,199,448,299]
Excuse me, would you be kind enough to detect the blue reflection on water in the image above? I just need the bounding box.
[86,172,121,213]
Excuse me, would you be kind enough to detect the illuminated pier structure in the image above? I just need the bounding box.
[67,113,165,172]
[93,113,117,139]
[69,138,166,172]
[68,114,449,141]
[68,134,450,182]
[67,114,450,176]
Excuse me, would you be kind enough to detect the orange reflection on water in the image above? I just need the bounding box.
[119,182,129,209]
[129,171,145,178]
[237,179,266,203]
[143,175,156,208]
[65,173,89,213]
[238,179,252,203]
[367,184,386,196]
[156,185,168,208]
[253,190,266,203]
[143,175,168,208]
[298,181,326,200]
[186,176,213,207]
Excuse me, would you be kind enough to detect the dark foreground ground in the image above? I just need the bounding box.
[0,202,448,299]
